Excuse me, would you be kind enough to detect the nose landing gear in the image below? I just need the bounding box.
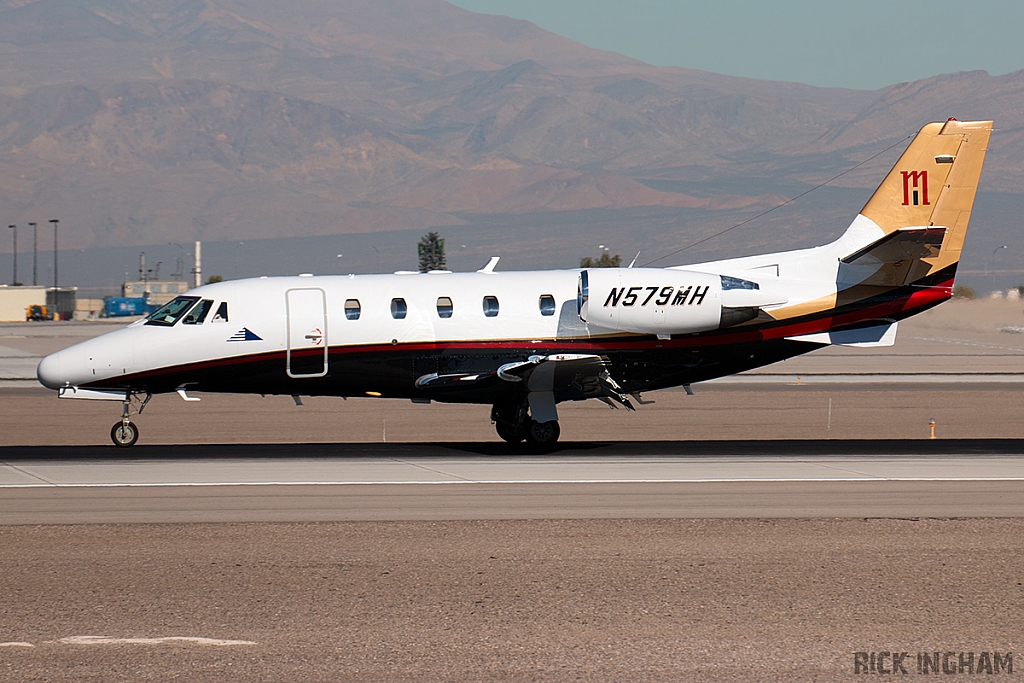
[111,420,139,448]
[110,393,150,448]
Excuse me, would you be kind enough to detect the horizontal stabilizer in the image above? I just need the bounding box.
[841,226,946,265]
[787,321,898,347]
[839,227,946,288]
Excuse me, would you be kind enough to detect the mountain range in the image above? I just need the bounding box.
[0,0,1020,287]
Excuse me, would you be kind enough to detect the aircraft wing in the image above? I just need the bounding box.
[415,353,634,421]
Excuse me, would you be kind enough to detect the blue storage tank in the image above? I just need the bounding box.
[103,297,152,317]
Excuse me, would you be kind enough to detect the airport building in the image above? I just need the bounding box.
[0,285,48,321]
[46,286,77,320]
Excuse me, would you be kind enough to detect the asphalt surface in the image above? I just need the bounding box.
[2,519,1022,682]
[3,440,1024,523]
[1,302,1022,681]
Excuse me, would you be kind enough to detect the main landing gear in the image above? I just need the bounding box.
[110,393,150,448]
[491,402,561,447]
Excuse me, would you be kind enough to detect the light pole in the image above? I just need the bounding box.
[991,245,1008,294]
[29,222,36,286]
[49,219,58,289]
[7,225,15,285]
[169,243,188,280]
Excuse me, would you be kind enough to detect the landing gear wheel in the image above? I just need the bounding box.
[495,420,527,443]
[111,421,139,448]
[525,420,560,447]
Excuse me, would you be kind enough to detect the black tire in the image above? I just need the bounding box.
[495,420,527,443]
[111,421,139,448]
[525,420,560,447]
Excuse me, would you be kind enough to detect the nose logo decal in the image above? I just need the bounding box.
[228,328,262,342]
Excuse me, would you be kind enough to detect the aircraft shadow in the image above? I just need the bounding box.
[2,438,1024,460]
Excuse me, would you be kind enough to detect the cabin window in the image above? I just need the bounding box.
[482,296,499,317]
[145,296,199,327]
[539,295,556,316]
[344,299,361,320]
[391,298,407,319]
[182,299,213,325]
[436,297,453,319]
[211,301,228,323]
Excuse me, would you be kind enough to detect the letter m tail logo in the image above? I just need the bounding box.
[902,170,929,206]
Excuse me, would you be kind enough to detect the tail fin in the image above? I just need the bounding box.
[858,119,992,278]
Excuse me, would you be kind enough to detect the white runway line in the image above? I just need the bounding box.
[3,477,1024,488]
[5,455,1024,487]
[55,636,256,646]
[0,642,35,648]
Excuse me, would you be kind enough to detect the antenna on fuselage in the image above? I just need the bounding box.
[477,256,500,273]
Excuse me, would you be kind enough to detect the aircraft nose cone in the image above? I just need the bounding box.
[36,352,62,389]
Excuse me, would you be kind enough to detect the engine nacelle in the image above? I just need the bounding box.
[577,268,784,335]
[579,268,723,334]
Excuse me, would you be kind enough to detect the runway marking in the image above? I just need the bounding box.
[797,460,890,479]
[389,457,475,482]
[2,462,54,485]
[3,478,1024,488]
[0,642,34,648]
[906,335,1024,352]
[55,636,256,646]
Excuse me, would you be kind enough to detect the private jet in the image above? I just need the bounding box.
[37,119,992,447]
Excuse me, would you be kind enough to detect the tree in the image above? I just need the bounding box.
[418,232,446,272]
[205,275,223,284]
[580,252,622,268]
[952,284,975,299]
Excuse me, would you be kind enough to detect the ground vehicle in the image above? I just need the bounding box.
[26,304,50,321]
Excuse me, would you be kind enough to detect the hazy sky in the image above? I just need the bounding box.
[447,0,1024,90]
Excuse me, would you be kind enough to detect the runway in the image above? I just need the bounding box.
[4,307,1024,682]
[4,440,1024,523]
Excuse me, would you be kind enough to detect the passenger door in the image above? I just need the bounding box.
[286,288,328,378]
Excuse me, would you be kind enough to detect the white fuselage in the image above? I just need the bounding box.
[35,215,887,393]
[38,269,587,389]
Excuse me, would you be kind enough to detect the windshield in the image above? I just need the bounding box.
[145,296,200,327]
[183,299,213,325]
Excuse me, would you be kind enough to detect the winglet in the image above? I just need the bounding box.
[477,257,500,274]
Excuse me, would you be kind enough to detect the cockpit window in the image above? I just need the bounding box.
[211,301,228,323]
[182,299,213,325]
[145,296,199,327]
